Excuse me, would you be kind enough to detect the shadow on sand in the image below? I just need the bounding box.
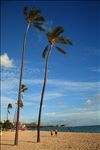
[1,143,14,146]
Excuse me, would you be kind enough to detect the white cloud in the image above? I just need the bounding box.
[24,78,100,91]
[23,101,34,106]
[43,109,100,126]
[44,92,66,100]
[93,68,100,72]
[25,91,66,102]
[85,99,92,105]
[0,53,14,68]
[85,95,100,106]
[90,67,100,73]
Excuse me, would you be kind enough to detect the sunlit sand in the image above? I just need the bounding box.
[1,130,100,150]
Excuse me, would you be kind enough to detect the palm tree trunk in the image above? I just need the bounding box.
[14,23,30,145]
[37,46,52,143]
[7,108,8,121]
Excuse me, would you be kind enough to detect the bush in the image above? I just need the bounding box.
[3,120,14,130]
[0,121,3,129]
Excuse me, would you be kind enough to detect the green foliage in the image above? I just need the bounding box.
[3,120,14,130]
[51,26,64,37]
[44,26,72,58]
[34,24,45,31]
[57,37,72,45]
[56,46,67,55]
[0,121,3,129]
[34,16,45,23]
[23,7,27,17]
[19,100,24,108]
[8,103,12,109]
[7,103,12,114]
[47,26,64,42]
[29,8,41,18]
[23,7,45,32]
[42,45,49,59]
[21,84,28,92]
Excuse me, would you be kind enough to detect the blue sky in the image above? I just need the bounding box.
[1,1,100,126]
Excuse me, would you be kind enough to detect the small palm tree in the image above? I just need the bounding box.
[14,7,45,145]
[20,84,28,107]
[7,103,12,121]
[13,85,28,127]
[37,26,72,142]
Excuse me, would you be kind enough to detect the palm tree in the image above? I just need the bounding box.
[14,7,45,145]
[13,84,28,127]
[37,26,72,142]
[7,103,12,121]
[20,84,28,107]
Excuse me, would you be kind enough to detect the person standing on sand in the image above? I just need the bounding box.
[55,130,58,136]
[50,130,53,136]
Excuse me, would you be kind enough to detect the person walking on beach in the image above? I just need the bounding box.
[55,130,58,136]
[50,130,53,136]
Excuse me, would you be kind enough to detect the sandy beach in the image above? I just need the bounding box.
[0,130,100,150]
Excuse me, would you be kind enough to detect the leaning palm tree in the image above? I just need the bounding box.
[7,103,12,121]
[37,26,72,142]
[14,6,44,143]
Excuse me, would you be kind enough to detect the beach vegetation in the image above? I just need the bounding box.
[3,120,14,131]
[7,103,12,121]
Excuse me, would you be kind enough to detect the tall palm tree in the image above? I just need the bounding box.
[37,26,72,142]
[7,103,12,121]
[14,6,45,145]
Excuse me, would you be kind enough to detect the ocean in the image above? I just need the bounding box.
[30,125,100,133]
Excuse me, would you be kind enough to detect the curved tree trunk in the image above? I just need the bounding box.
[14,23,30,145]
[37,46,52,143]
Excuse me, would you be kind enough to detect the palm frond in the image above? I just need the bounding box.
[29,8,41,19]
[51,26,64,37]
[23,7,28,17]
[56,46,67,55]
[8,110,10,114]
[42,45,49,59]
[47,26,64,43]
[57,37,72,45]
[34,24,45,32]
[47,32,54,42]
[8,103,12,109]
[19,100,24,108]
[34,16,45,23]
[33,21,43,26]
[21,84,28,92]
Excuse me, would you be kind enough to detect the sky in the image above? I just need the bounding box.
[0,0,100,126]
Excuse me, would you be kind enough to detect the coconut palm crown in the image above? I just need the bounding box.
[7,103,12,114]
[23,7,45,31]
[19,84,28,107]
[37,26,72,143]
[7,103,12,121]
[42,26,72,59]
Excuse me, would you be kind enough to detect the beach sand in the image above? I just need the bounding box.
[0,130,100,150]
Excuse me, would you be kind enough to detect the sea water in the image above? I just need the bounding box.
[30,125,100,133]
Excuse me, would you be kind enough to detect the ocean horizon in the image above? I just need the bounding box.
[29,125,100,133]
